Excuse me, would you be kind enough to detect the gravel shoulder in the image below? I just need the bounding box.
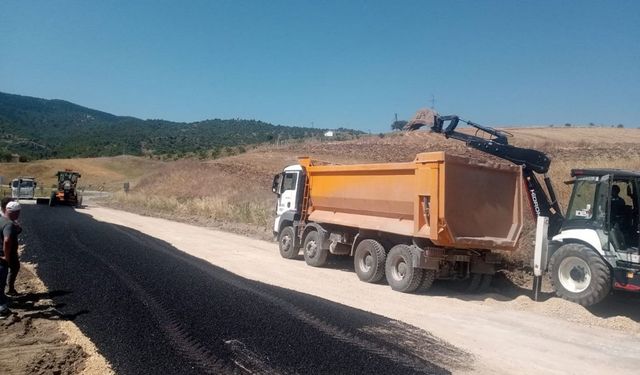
[80,205,640,375]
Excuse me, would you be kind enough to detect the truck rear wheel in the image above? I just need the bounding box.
[385,244,423,293]
[549,243,611,306]
[303,230,328,267]
[354,239,386,283]
[278,226,299,259]
[447,272,491,294]
[477,274,493,293]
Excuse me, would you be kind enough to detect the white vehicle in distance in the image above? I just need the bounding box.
[10,177,37,199]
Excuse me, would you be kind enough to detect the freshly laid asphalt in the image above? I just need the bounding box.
[20,205,469,374]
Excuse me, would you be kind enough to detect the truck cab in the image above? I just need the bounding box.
[10,177,37,199]
[272,165,304,216]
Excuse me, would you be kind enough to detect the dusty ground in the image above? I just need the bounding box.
[0,246,113,375]
[79,205,640,375]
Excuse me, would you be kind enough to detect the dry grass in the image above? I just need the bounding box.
[109,160,275,234]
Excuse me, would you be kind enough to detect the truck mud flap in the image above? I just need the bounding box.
[470,256,495,275]
[410,246,441,270]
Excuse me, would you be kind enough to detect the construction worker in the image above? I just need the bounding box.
[1,200,22,297]
[0,258,7,318]
[0,200,21,318]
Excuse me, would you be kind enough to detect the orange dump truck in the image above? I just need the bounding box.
[272,152,523,293]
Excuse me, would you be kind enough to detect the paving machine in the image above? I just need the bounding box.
[405,109,640,306]
[50,169,82,207]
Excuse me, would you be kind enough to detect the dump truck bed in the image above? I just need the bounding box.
[301,152,523,251]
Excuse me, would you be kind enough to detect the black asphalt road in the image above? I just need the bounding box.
[20,205,471,375]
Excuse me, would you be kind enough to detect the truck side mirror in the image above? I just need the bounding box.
[272,173,282,195]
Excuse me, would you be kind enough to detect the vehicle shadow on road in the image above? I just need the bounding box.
[283,253,355,272]
[318,255,640,323]
[586,292,640,321]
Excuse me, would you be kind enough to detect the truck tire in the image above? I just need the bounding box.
[549,243,611,306]
[477,274,493,293]
[354,239,386,283]
[278,226,299,259]
[385,244,424,293]
[447,273,485,294]
[303,230,328,267]
[419,269,436,291]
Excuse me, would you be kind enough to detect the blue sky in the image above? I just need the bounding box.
[1,1,638,132]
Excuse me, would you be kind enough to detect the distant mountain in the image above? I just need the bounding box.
[0,92,359,161]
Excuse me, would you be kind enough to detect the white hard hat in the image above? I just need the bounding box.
[6,201,21,212]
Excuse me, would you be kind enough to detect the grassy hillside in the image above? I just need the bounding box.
[0,92,360,160]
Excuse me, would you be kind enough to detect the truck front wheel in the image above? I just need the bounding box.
[303,230,328,267]
[354,239,386,283]
[385,244,424,293]
[549,243,611,306]
[278,226,299,259]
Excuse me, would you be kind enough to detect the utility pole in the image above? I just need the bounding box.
[394,113,398,122]
[430,95,436,109]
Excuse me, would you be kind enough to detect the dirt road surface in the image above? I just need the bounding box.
[20,204,640,374]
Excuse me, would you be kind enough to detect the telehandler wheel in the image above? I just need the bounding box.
[549,243,611,306]
[385,244,424,293]
[278,226,299,259]
[303,230,328,267]
[354,239,386,283]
